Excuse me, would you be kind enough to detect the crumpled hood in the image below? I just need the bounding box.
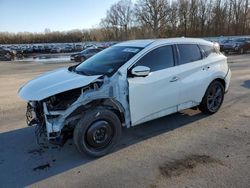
[18,67,101,101]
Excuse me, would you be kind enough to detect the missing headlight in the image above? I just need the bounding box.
[45,88,82,111]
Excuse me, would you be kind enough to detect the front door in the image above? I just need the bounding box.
[128,45,180,125]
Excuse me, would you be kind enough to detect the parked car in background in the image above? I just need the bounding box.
[84,44,96,49]
[38,45,45,53]
[74,44,83,51]
[70,47,103,62]
[0,47,16,61]
[33,45,45,53]
[222,37,250,54]
[19,38,231,157]
[62,46,74,53]
[219,39,233,52]
[23,46,33,54]
[50,47,62,53]
[44,45,54,53]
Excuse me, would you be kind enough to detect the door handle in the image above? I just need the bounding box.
[170,76,179,82]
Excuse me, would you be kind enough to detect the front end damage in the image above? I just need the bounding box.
[24,73,131,146]
[26,86,85,144]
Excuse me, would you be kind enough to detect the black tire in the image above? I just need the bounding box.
[73,108,122,157]
[199,81,225,114]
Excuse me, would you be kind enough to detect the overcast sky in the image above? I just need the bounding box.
[0,0,126,33]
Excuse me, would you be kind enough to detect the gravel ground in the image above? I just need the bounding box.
[0,55,249,188]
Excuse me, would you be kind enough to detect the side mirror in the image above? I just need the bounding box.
[131,66,150,77]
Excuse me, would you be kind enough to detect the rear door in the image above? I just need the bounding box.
[128,45,180,125]
[174,44,205,110]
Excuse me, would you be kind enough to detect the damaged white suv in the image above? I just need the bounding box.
[19,38,231,157]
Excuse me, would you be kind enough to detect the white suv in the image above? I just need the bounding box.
[19,38,231,157]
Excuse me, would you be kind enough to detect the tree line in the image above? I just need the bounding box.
[0,29,101,44]
[0,0,249,44]
[101,0,250,40]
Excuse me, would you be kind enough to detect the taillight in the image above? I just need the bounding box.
[213,42,220,53]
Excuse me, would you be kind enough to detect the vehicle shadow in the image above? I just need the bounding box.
[241,80,250,89]
[0,109,207,187]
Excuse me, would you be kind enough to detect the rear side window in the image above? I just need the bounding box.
[177,44,202,65]
[200,45,215,57]
[136,45,174,72]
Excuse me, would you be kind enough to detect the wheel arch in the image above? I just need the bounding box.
[199,77,226,103]
[212,78,226,90]
[199,77,225,114]
[205,77,226,94]
[66,98,126,127]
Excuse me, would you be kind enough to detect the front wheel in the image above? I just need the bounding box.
[73,108,122,157]
[199,81,225,114]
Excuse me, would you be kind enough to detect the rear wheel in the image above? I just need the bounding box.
[199,81,225,114]
[73,108,122,157]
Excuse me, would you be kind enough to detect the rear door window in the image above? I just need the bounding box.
[177,44,202,65]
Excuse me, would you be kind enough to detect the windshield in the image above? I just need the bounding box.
[75,46,142,76]
[81,48,94,54]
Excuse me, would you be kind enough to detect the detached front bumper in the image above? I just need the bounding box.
[42,102,63,138]
[26,97,86,142]
[26,102,65,140]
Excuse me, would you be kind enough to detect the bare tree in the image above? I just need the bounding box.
[241,0,249,34]
[168,1,179,36]
[232,0,241,34]
[178,0,189,36]
[100,0,133,40]
[188,0,199,36]
[116,0,133,39]
[231,0,247,34]
[134,0,169,37]
[197,0,210,36]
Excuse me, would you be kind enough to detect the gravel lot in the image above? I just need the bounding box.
[0,55,249,188]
